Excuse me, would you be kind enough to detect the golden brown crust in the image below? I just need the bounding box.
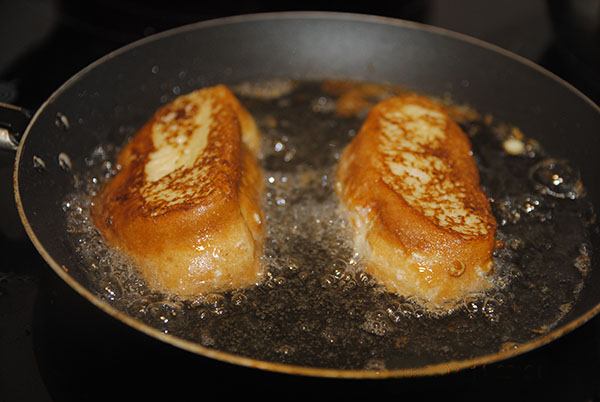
[336,94,497,306]
[91,85,264,297]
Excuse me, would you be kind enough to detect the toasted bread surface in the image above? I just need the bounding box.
[91,85,264,297]
[336,94,497,306]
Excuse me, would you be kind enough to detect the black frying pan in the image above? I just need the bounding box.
[3,12,600,379]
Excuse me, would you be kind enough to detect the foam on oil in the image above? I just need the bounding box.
[62,80,596,371]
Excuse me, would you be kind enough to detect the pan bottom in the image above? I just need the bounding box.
[59,79,595,371]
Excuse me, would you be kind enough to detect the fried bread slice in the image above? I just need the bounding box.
[336,94,497,306]
[91,85,264,297]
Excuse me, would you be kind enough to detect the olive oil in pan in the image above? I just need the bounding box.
[62,80,596,370]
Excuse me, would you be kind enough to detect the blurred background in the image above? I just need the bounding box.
[1,1,599,401]
[2,0,599,111]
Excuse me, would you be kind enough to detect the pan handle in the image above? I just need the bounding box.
[0,102,32,152]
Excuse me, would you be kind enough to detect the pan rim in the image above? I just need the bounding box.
[13,10,600,379]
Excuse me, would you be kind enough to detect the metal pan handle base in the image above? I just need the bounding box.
[0,103,32,152]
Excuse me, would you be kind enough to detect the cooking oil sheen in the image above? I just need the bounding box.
[62,80,596,370]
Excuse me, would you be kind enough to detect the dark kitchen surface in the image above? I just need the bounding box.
[1,1,599,401]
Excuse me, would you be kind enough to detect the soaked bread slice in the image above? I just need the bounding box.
[336,94,497,307]
[91,85,264,297]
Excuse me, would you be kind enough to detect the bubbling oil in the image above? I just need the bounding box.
[62,80,596,371]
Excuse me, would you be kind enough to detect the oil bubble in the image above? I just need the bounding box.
[127,297,154,318]
[363,358,386,371]
[147,300,184,325]
[361,310,390,336]
[311,96,336,113]
[494,198,521,225]
[98,277,123,301]
[232,79,296,99]
[193,308,210,321]
[492,292,507,305]
[530,158,584,199]
[33,155,46,173]
[341,279,358,294]
[58,152,72,172]
[499,342,520,352]
[55,112,70,130]
[342,301,360,319]
[398,302,416,318]
[482,298,497,315]
[320,329,338,344]
[200,332,215,347]
[330,259,349,280]
[272,276,286,286]
[283,150,295,162]
[297,321,319,333]
[204,293,227,315]
[574,254,591,277]
[507,237,525,251]
[274,344,295,357]
[502,138,525,155]
[387,309,402,323]
[385,301,401,322]
[494,194,554,225]
[559,302,573,314]
[230,292,248,307]
[320,276,334,289]
[462,294,481,317]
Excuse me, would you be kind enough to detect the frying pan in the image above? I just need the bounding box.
[3,12,600,379]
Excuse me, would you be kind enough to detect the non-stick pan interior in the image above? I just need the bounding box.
[14,13,600,376]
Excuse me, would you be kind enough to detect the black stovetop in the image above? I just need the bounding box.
[1,1,599,401]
